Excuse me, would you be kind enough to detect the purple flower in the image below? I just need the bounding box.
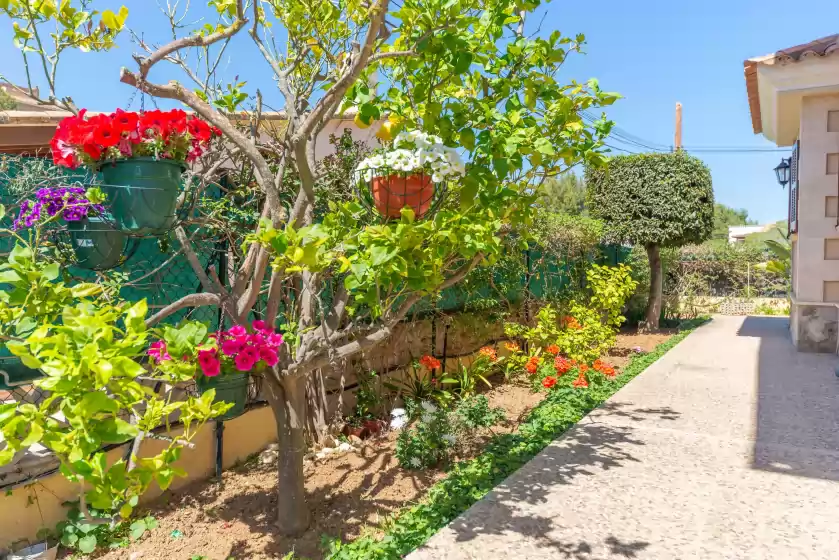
[12,186,103,230]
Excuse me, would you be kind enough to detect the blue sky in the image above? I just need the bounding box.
[2,0,838,223]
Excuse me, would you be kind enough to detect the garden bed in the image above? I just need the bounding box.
[95,328,681,560]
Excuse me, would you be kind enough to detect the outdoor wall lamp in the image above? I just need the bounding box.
[774,158,791,188]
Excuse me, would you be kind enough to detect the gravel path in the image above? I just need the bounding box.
[409,316,839,559]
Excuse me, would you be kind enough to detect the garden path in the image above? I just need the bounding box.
[409,315,839,559]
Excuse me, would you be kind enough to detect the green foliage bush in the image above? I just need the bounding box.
[585,152,714,248]
[323,319,707,559]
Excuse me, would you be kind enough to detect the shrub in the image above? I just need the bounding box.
[587,152,714,327]
[395,401,456,470]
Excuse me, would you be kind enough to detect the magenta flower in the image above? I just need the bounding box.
[148,340,171,363]
[228,325,247,337]
[267,332,284,347]
[221,338,243,357]
[198,349,221,377]
[235,346,259,372]
[259,347,279,367]
[252,320,267,331]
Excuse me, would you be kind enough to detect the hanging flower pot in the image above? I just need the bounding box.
[49,108,222,235]
[371,174,435,218]
[355,129,465,220]
[195,371,250,421]
[67,215,126,270]
[148,320,284,422]
[99,157,184,234]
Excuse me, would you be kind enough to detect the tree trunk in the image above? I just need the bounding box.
[644,243,662,330]
[305,369,331,444]
[266,375,311,535]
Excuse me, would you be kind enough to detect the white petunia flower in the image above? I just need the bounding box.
[421,413,434,424]
[441,434,456,445]
[409,457,422,468]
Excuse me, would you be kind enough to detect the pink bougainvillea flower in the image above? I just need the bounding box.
[198,349,221,377]
[252,320,267,331]
[228,325,247,337]
[259,347,279,367]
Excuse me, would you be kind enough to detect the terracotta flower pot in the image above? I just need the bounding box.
[371,174,434,218]
[362,419,386,436]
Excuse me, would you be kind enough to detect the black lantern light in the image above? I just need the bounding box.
[774,158,791,188]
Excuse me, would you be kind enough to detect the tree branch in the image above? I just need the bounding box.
[146,293,221,327]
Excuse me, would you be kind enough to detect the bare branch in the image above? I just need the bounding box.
[135,1,247,80]
[367,49,417,63]
[292,0,390,143]
[146,293,222,327]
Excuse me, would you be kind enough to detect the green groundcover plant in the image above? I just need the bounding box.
[321,318,708,559]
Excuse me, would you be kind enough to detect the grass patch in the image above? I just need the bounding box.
[323,318,708,559]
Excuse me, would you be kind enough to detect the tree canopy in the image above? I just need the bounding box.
[585,151,714,248]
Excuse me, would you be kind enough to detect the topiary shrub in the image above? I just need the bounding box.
[586,152,714,328]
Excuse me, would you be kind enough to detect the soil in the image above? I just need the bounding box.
[96,330,670,560]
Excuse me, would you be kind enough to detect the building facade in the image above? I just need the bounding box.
[745,34,839,351]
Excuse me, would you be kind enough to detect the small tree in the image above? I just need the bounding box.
[586,152,713,328]
[1,0,619,536]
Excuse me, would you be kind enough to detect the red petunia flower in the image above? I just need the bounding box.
[91,115,119,148]
[139,110,168,136]
[111,108,139,134]
[186,116,212,142]
[166,109,188,136]
[542,376,557,389]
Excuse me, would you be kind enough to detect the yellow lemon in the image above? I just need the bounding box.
[354,112,371,129]
[376,120,396,141]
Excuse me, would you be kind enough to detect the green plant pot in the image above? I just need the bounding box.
[0,345,42,390]
[99,157,184,235]
[195,372,249,421]
[67,216,126,270]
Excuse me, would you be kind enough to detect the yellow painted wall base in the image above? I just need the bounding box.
[0,406,277,551]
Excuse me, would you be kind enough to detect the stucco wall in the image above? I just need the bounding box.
[794,95,839,303]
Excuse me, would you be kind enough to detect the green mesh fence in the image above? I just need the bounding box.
[0,157,630,329]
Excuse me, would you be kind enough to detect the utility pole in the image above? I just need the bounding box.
[674,102,683,151]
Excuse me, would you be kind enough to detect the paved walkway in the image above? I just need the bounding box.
[410,316,839,559]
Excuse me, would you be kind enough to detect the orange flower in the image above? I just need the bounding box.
[601,365,617,378]
[525,356,540,374]
[572,372,589,388]
[545,344,560,355]
[593,359,604,372]
[579,364,589,374]
[479,346,498,362]
[554,356,572,375]
[542,376,557,389]
[419,355,441,370]
[504,341,521,353]
[562,316,581,330]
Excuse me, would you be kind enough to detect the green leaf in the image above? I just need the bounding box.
[78,535,97,554]
[130,519,148,539]
[71,283,103,298]
[0,269,21,283]
[79,391,119,415]
[42,262,60,281]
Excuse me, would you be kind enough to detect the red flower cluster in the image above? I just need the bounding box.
[479,346,498,362]
[561,316,581,330]
[51,108,222,169]
[593,359,616,378]
[525,356,540,374]
[572,372,589,388]
[554,356,572,375]
[545,344,560,355]
[419,354,441,370]
[542,376,557,389]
